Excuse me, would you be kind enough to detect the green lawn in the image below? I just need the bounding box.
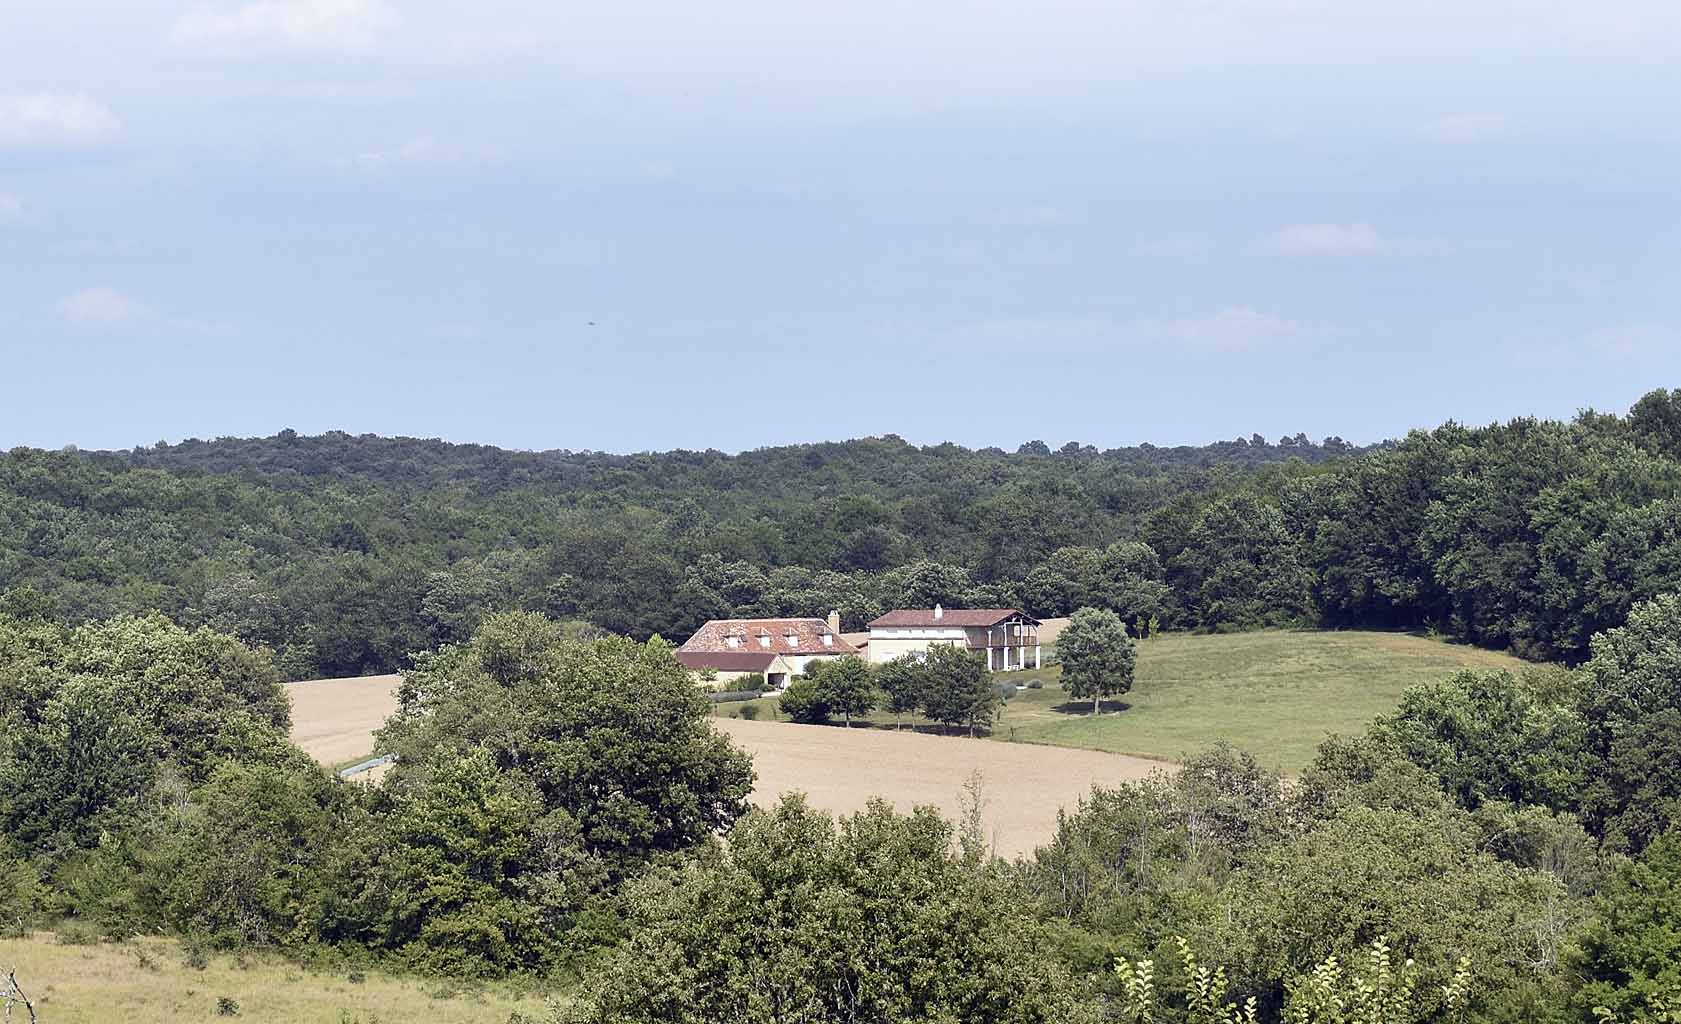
[715,629,1533,772]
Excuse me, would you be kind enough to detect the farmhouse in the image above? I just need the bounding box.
[677,613,858,690]
[866,605,1042,671]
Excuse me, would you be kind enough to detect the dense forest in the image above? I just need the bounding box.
[5,389,1681,678]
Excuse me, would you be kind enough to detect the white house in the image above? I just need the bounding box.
[864,606,1042,671]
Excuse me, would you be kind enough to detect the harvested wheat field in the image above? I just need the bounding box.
[713,717,1167,857]
[284,674,402,764]
[285,674,1166,856]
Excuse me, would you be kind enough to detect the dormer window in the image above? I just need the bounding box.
[785,633,799,647]
[725,635,740,648]
[759,634,771,648]
[821,634,833,647]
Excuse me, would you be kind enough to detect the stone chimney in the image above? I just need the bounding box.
[827,610,841,634]
[934,603,943,620]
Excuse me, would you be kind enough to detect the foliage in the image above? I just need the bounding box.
[0,613,292,862]
[561,795,1099,1024]
[1377,670,1588,811]
[1057,607,1137,713]
[877,655,929,728]
[775,676,831,725]
[1572,831,1681,1021]
[381,612,752,865]
[154,755,352,948]
[1576,596,1681,851]
[796,656,875,726]
[1113,936,1470,1024]
[918,643,999,736]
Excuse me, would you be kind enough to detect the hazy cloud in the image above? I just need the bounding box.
[1419,113,1510,144]
[1150,306,1308,353]
[1268,222,1385,257]
[172,0,399,51]
[947,306,1315,356]
[346,136,500,170]
[0,94,119,148]
[57,287,145,325]
[1583,323,1679,356]
[0,194,22,225]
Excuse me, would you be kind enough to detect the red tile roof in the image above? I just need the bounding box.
[676,651,784,672]
[679,618,858,657]
[868,608,1039,628]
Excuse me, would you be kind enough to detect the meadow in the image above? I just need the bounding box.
[719,629,1533,771]
[0,932,558,1024]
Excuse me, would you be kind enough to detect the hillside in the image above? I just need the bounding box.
[716,629,1532,771]
[5,388,1681,679]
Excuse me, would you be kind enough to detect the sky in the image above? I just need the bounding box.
[3,1,1680,454]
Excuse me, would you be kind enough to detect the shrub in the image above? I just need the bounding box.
[563,796,1096,1024]
[777,677,832,725]
[738,704,761,721]
[217,995,240,1016]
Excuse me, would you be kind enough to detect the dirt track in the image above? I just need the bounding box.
[285,674,1168,856]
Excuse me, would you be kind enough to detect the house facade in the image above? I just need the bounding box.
[865,606,1042,671]
[677,613,857,689]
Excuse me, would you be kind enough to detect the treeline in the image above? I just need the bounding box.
[0,430,1363,679]
[6,603,1681,1021]
[5,390,1681,678]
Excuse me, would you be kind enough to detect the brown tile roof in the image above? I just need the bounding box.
[679,618,859,657]
[868,608,1039,628]
[676,651,785,672]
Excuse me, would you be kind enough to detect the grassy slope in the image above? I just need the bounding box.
[718,630,1531,772]
[0,932,559,1024]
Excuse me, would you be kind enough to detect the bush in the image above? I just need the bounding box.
[0,854,43,935]
[216,995,240,1016]
[1026,679,1043,689]
[563,796,1096,1024]
[706,689,763,704]
[738,704,761,721]
[777,677,832,725]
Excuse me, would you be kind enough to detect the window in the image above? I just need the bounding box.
[785,633,798,647]
[725,635,740,648]
[759,635,770,648]
[821,634,833,647]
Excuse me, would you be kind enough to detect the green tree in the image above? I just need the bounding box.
[799,655,875,726]
[1573,830,1681,1022]
[776,676,831,724]
[562,795,1098,1024]
[876,655,928,729]
[380,612,755,879]
[920,643,998,736]
[1576,595,1681,851]
[1058,606,1137,714]
[1379,670,1588,811]
[155,755,350,947]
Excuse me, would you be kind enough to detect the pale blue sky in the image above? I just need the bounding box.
[4,0,1679,452]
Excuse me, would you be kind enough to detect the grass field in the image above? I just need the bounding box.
[717,629,1531,771]
[0,931,557,1023]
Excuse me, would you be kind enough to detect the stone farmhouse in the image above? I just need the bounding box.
[676,613,856,690]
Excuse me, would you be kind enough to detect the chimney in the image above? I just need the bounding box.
[827,610,841,634]
[934,603,943,620]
